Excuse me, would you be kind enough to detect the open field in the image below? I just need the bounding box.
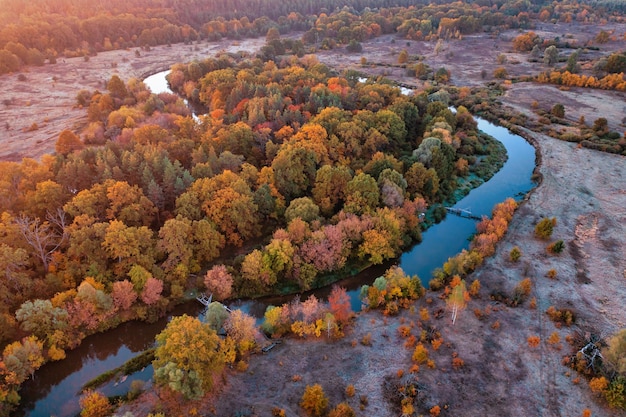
[2,21,626,417]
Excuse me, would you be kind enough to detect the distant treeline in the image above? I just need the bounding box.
[0,0,618,74]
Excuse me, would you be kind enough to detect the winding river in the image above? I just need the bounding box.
[16,72,536,417]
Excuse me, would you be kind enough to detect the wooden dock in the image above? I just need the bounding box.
[445,207,482,221]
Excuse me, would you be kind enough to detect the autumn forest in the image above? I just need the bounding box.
[1,0,626,415]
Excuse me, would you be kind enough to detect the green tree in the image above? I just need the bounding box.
[285,197,320,223]
[543,45,559,66]
[344,173,379,214]
[551,103,565,118]
[3,335,45,381]
[153,315,225,399]
[15,299,68,342]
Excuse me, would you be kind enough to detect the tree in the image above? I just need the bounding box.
[272,144,319,201]
[301,384,328,416]
[344,173,379,214]
[204,302,229,331]
[312,165,351,216]
[204,265,233,301]
[3,336,45,381]
[79,390,111,417]
[285,197,320,223]
[329,402,356,417]
[14,210,68,273]
[15,299,68,342]
[551,103,565,118]
[223,309,257,356]
[534,217,556,239]
[111,280,137,311]
[153,315,225,399]
[328,286,353,325]
[346,40,362,53]
[55,130,84,156]
[398,49,409,64]
[107,75,128,100]
[604,329,626,376]
[447,276,468,325]
[543,45,559,66]
[141,277,163,305]
[157,216,193,274]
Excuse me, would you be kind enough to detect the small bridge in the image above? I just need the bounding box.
[196,293,213,307]
[445,207,482,221]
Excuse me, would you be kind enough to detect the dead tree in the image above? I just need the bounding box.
[14,209,68,273]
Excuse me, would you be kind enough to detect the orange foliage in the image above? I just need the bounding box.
[527,335,541,348]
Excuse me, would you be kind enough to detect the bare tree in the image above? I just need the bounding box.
[14,208,68,272]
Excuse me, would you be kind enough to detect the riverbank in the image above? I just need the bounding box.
[132,127,625,417]
[0,37,269,161]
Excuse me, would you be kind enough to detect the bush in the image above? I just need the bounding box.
[509,246,521,262]
[329,402,356,417]
[535,217,556,239]
[547,240,565,254]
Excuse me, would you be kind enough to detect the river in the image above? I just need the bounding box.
[16,71,535,417]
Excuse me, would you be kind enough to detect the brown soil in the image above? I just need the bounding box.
[3,21,626,417]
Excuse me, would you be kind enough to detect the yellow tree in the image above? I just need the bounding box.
[447,275,468,325]
[153,315,225,399]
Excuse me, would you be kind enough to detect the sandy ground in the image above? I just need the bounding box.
[2,21,626,417]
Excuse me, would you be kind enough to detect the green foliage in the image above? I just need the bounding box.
[360,266,423,313]
[535,217,556,240]
[605,377,626,409]
[547,240,565,254]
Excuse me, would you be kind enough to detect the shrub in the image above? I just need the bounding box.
[345,384,355,398]
[301,384,328,417]
[510,246,522,262]
[513,278,532,304]
[528,336,541,348]
[272,407,286,417]
[493,67,508,79]
[412,343,429,364]
[547,240,565,254]
[361,333,372,346]
[590,376,609,394]
[329,402,356,417]
[535,217,556,239]
[546,306,575,326]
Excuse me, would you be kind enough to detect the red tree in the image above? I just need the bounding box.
[328,286,353,325]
